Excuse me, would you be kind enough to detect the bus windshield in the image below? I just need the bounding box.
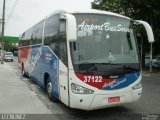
[70,14,139,73]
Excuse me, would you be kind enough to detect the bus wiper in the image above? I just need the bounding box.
[96,64,139,72]
[86,63,121,72]
[86,63,123,72]
[123,65,139,71]
[96,63,121,65]
[75,63,98,73]
[87,65,97,72]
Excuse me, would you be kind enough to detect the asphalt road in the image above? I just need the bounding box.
[5,57,160,120]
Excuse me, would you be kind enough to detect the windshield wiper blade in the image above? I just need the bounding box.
[87,65,97,72]
[86,63,120,72]
[102,64,139,71]
[75,63,98,73]
[96,63,121,65]
[124,66,139,71]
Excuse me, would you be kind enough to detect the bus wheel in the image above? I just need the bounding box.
[46,78,58,102]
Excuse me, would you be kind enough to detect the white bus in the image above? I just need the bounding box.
[18,10,154,110]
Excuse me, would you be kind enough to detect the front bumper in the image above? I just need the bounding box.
[70,87,142,110]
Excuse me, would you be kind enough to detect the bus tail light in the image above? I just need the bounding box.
[71,83,94,94]
[132,81,142,90]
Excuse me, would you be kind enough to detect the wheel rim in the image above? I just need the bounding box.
[47,81,52,97]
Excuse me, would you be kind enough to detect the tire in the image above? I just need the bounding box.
[46,77,58,102]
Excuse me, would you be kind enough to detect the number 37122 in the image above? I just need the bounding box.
[83,76,102,83]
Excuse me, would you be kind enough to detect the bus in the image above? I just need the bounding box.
[18,10,154,110]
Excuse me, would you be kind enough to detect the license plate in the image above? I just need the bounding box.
[108,96,120,103]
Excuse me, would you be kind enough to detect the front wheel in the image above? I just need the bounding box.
[46,78,58,102]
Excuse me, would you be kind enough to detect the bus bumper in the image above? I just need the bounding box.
[70,87,142,110]
[89,88,142,110]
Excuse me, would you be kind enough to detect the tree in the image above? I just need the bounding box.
[92,0,160,22]
[4,40,14,52]
[4,36,19,52]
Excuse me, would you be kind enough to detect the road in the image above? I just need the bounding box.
[4,57,160,120]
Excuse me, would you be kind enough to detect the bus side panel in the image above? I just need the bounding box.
[19,45,60,99]
[29,45,43,85]
[30,45,60,99]
[41,46,59,99]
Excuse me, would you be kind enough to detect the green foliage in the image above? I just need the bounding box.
[4,40,15,52]
[92,0,160,19]
[3,36,19,52]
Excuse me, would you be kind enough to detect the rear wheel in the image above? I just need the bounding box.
[46,77,58,102]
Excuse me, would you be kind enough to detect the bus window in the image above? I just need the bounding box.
[44,14,59,56]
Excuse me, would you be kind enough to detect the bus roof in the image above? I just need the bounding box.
[47,9,130,20]
[21,9,131,36]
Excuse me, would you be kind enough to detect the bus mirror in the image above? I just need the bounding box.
[65,14,77,41]
[59,13,66,21]
[134,20,154,43]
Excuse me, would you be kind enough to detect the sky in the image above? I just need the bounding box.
[0,0,93,36]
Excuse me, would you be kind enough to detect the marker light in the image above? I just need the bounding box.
[132,81,142,90]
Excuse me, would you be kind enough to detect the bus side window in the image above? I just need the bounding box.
[19,33,25,47]
[44,14,59,57]
[59,21,68,67]
[73,42,76,51]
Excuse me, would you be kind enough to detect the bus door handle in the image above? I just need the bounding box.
[64,86,66,90]
[60,85,66,90]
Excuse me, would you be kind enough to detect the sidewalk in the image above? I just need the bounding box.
[0,63,51,114]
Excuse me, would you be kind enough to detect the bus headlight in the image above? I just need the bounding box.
[132,81,142,90]
[71,83,94,94]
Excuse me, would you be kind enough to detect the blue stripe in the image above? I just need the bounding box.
[103,71,140,90]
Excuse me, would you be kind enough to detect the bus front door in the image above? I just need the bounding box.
[58,21,69,106]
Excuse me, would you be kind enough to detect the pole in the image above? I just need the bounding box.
[1,0,5,64]
[141,37,143,64]
[0,19,2,38]
[149,43,152,72]
[137,33,143,66]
